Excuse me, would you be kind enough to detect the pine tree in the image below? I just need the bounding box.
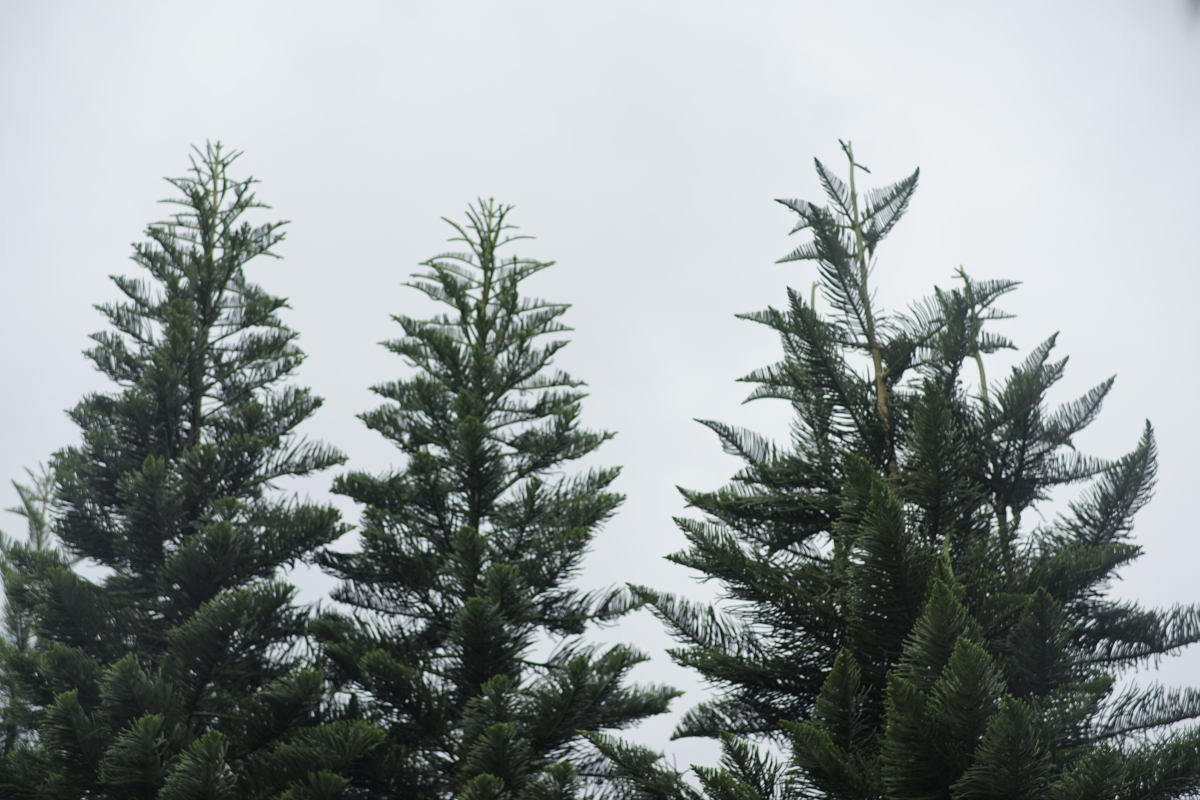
[311,200,679,799]
[0,143,382,799]
[589,142,1200,799]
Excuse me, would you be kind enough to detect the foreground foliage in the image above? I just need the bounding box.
[590,142,1200,799]
[0,465,65,757]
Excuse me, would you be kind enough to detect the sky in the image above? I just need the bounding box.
[2,0,1199,772]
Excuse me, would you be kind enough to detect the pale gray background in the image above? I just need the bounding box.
[2,0,1198,772]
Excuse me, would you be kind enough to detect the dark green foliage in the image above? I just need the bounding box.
[312,201,678,798]
[591,143,1200,798]
[0,143,383,798]
[1,465,66,757]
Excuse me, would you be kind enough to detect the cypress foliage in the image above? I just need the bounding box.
[589,142,1200,799]
[0,144,382,799]
[312,200,679,799]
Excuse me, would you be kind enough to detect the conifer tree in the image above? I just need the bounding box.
[312,200,679,799]
[0,143,382,799]
[589,143,1200,799]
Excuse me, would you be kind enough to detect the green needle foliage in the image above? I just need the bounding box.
[1,465,67,757]
[0,144,382,799]
[312,200,679,799]
[589,142,1200,799]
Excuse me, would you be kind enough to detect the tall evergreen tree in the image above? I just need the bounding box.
[0,143,382,799]
[590,142,1200,799]
[312,200,679,799]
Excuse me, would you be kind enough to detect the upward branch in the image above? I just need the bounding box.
[841,140,896,477]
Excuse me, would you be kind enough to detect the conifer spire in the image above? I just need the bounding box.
[313,199,678,797]
[0,143,382,799]
[591,144,1200,800]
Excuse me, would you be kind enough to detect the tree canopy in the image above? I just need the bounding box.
[0,143,381,799]
[590,142,1200,800]
[2,140,1198,800]
[311,200,678,798]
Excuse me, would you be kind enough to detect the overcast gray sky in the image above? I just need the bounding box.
[2,0,1198,770]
